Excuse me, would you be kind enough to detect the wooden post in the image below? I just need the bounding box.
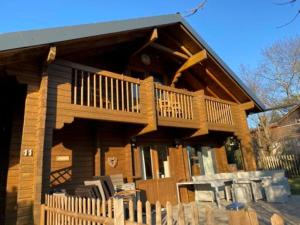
[271,214,284,225]
[39,204,45,225]
[233,104,257,171]
[137,200,143,224]
[113,198,125,225]
[178,203,185,225]
[137,76,157,135]
[205,206,214,225]
[166,201,173,225]
[156,201,162,225]
[146,201,151,225]
[191,202,199,225]
[129,200,134,222]
[191,90,209,137]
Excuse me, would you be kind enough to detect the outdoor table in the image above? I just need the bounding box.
[176,178,233,208]
[232,176,272,202]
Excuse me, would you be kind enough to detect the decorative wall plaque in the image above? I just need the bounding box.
[107,156,118,168]
[56,156,70,162]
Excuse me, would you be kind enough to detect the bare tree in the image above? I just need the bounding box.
[276,0,300,28]
[181,0,208,17]
[241,36,300,156]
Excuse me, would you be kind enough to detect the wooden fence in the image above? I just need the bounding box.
[40,194,285,225]
[258,154,300,178]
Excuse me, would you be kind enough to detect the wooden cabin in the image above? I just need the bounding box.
[0,14,265,225]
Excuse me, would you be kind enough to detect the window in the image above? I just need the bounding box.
[141,146,152,180]
[187,146,216,176]
[140,145,170,180]
[187,146,202,176]
[157,145,170,178]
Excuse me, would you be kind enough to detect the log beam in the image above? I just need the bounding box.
[46,46,56,65]
[205,68,240,103]
[132,28,158,56]
[150,42,189,60]
[240,101,255,111]
[171,50,207,86]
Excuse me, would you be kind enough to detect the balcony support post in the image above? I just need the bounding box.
[137,76,157,135]
[233,104,257,171]
[190,90,209,137]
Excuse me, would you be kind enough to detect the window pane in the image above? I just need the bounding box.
[157,145,169,178]
[141,146,152,179]
[187,146,201,176]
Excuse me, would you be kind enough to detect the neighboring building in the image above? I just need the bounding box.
[0,14,265,224]
[270,105,300,154]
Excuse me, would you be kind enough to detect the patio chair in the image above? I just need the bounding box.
[75,185,100,199]
[85,176,140,201]
[110,174,136,192]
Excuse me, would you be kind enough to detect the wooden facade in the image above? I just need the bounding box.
[0,15,264,224]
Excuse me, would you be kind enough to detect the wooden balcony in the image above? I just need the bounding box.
[154,84,199,129]
[49,60,238,134]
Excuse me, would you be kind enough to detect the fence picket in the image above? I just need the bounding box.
[146,201,151,225]
[191,202,199,225]
[41,195,286,225]
[137,200,143,224]
[271,214,284,225]
[155,201,161,225]
[129,199,134,222]
[259,154,300,177]
[178,203,185,225]
[166,201,173,225]
[205,206,214,225]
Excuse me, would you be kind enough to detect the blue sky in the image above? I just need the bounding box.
[0,0,299,74]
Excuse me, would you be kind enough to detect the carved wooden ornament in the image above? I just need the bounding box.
[108,156,118,168]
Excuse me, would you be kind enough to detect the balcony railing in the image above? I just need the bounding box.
[72,67,140,113]
[59,60,239,132]
[205,96,234,125]
[155,83,194,120]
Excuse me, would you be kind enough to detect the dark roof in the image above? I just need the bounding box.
[276,104,300,125]
[0,14,265,111]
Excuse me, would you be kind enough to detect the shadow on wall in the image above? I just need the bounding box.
[3,187,34,225]
[50,120,98,194]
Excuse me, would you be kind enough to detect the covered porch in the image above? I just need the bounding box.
[48,118,247,206]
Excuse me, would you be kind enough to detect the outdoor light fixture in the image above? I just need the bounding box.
[174,138,181,148]
[131,137,137,148]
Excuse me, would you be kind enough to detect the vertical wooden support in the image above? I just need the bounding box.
[191,90,209,137]
[166,202,172,225]
[155,201,161,225]
[205,206,214,225]
[39,204,45,225]
[137,200,142,224]
[137,76,157,135]
[113,198,124,225]
[271,214,284,225]
[124,143,133,182]
[146,201,151,225]
[178,203,185,225]
[129,200,134,222]
[233,104,257,171]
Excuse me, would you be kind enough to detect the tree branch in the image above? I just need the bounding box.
[182,0,208,17]
[277,10,300,28]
